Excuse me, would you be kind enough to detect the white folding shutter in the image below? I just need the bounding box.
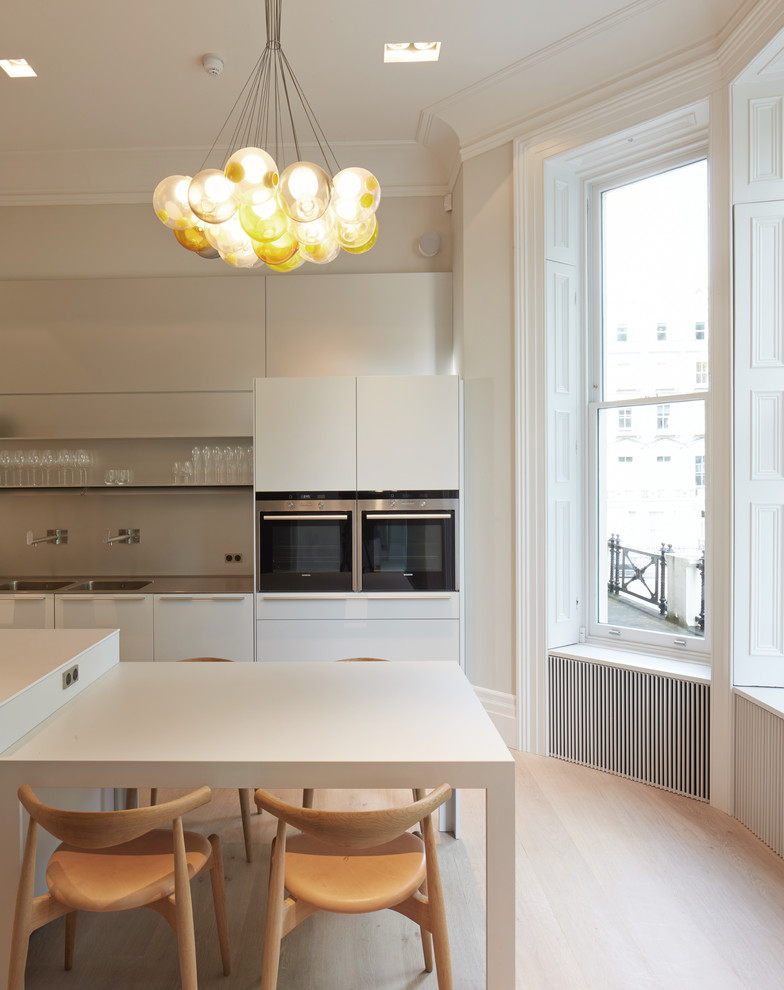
[544,160,583,648]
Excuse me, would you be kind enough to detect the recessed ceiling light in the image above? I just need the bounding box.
[384,43,441,64]
[0,58,37,78]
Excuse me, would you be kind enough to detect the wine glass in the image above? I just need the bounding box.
[0,450,10,486]
[41,449,55,486]
[26,449,41,486]
[11,450,25,486]
[57,449,74,485]
[76,449,92,485]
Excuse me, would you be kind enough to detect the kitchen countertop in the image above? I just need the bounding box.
[0,575,254,594]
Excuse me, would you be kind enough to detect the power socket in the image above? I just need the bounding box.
[224,553,243,563]
[62,664,79,689]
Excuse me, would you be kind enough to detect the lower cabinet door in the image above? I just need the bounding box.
[0,595,55,629]
[54,596,154,662]
[255,618,460,662]
[153,595,254,662]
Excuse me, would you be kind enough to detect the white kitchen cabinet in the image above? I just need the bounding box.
[153,594,254,662]
[0,595,55,629]
[54,596,154,662]
[255,593,460,662]
[254,377,356,493]
[356,375,459,491]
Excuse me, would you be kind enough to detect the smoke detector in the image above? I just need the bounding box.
[202,53,224,77]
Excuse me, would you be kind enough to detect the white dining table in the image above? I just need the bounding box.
[0,656,515,988]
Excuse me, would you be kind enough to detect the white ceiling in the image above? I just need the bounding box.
[0,0,757,202]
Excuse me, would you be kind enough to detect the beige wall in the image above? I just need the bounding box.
[454,144,516,696]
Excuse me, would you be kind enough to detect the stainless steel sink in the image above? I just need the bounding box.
[0,579,76,592]
[70,580,151,592]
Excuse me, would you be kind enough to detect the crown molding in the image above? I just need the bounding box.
[458,46,720,166]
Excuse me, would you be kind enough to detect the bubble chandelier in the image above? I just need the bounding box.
[152,0,380,272]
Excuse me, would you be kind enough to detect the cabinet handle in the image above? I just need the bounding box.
[0,595,46,601]
[365,513,452,520]
[64,595,146,602]
[262,514,349,521]
[158,596,246,602]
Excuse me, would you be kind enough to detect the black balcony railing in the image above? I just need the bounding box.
[607,534,671,615]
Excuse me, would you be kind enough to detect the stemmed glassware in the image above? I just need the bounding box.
[11,451,25,486]
[41,449,55,486]
[57,449,74,485]
[0,450,10,486]
[26,449,42,486]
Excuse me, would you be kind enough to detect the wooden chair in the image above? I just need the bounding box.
[254,783,453,990]
[145,657,255,863]
[9,784,231,990]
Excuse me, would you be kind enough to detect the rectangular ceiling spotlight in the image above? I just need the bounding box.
[0,58,37,78]
[384,43,441,63]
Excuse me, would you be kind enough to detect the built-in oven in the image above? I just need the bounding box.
[257,493,355,592]
[357,492,458,592]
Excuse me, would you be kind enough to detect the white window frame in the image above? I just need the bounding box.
[585,156,710,660]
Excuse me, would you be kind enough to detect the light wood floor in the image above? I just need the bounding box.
[21,752,784,989]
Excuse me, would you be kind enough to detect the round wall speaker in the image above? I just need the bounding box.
[418,231,442,257]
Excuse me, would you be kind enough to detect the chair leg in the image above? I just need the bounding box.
[208,834,232,976]
[64,910,77,970]
[260,825,287,990]
[124,788,138,809]
[419,878,434,972]
[172,818,199,990]
[150,787,159,806]
[239,788,254,862]
[302,788,314,809]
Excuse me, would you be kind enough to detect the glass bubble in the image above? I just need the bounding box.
[331,166,381,224]
[219,243,263,269]
[334,215,377,251]
[224,146,279,205]
[278,161,331,223]
[341,216,378,255]
[265,252,306,273]
[174,224,212,253]
[238,199,288,242]
[298,235,341,265]
[188,168,238,224]
[203,215,251,255]
[153,174,198,230]
[253,229,299,266]
[295,209,334,246]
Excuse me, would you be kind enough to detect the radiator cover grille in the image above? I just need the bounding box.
[547,654,710,801]
[735,694,784,856]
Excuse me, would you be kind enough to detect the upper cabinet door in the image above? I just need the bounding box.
[255,377,357,492]
[356,375,459,491]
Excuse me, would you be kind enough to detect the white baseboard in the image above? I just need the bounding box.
[473,685,517,749]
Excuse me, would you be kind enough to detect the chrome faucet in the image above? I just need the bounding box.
[26,529,68,547]
[104,528,141,546]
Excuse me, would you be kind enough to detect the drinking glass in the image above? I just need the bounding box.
[12,450,25,486]
[192,446,205,485]
[104,469,117,486]
[181,460,194,485]
[0,450,10,486]
[223,445,235,484]
[41,449,55,486]
[57,449,74,485]
[26,449,41,486]
[76,449,92,485]
[202,445,213,485]
[211,445,223,484]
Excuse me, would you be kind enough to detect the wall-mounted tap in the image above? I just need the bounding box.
[104,528,141,546]
[27,529,68,547]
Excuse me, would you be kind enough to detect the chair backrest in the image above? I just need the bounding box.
[178,657,233,662]
[337,657,388,662]
[255,783,452,849]
[17,785,212,849]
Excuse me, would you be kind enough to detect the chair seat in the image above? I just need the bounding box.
[284,830,426,914]
[46,829,213,913]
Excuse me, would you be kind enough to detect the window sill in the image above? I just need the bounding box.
[547,643,710,684]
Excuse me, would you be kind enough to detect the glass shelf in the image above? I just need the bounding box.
[0,437,253,489]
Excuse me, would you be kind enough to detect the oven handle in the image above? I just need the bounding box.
[364,513,453,520]
[262,514,349,520]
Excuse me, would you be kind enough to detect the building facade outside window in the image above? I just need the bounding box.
[592,160,708,652]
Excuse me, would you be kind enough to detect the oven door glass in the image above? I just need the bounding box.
[361,512,456,591]
[259,513,353,591]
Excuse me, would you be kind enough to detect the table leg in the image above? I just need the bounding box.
[485,767,516,989]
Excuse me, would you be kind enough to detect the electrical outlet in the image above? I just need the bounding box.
[225,553,243,563]
[62,664,79,689]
